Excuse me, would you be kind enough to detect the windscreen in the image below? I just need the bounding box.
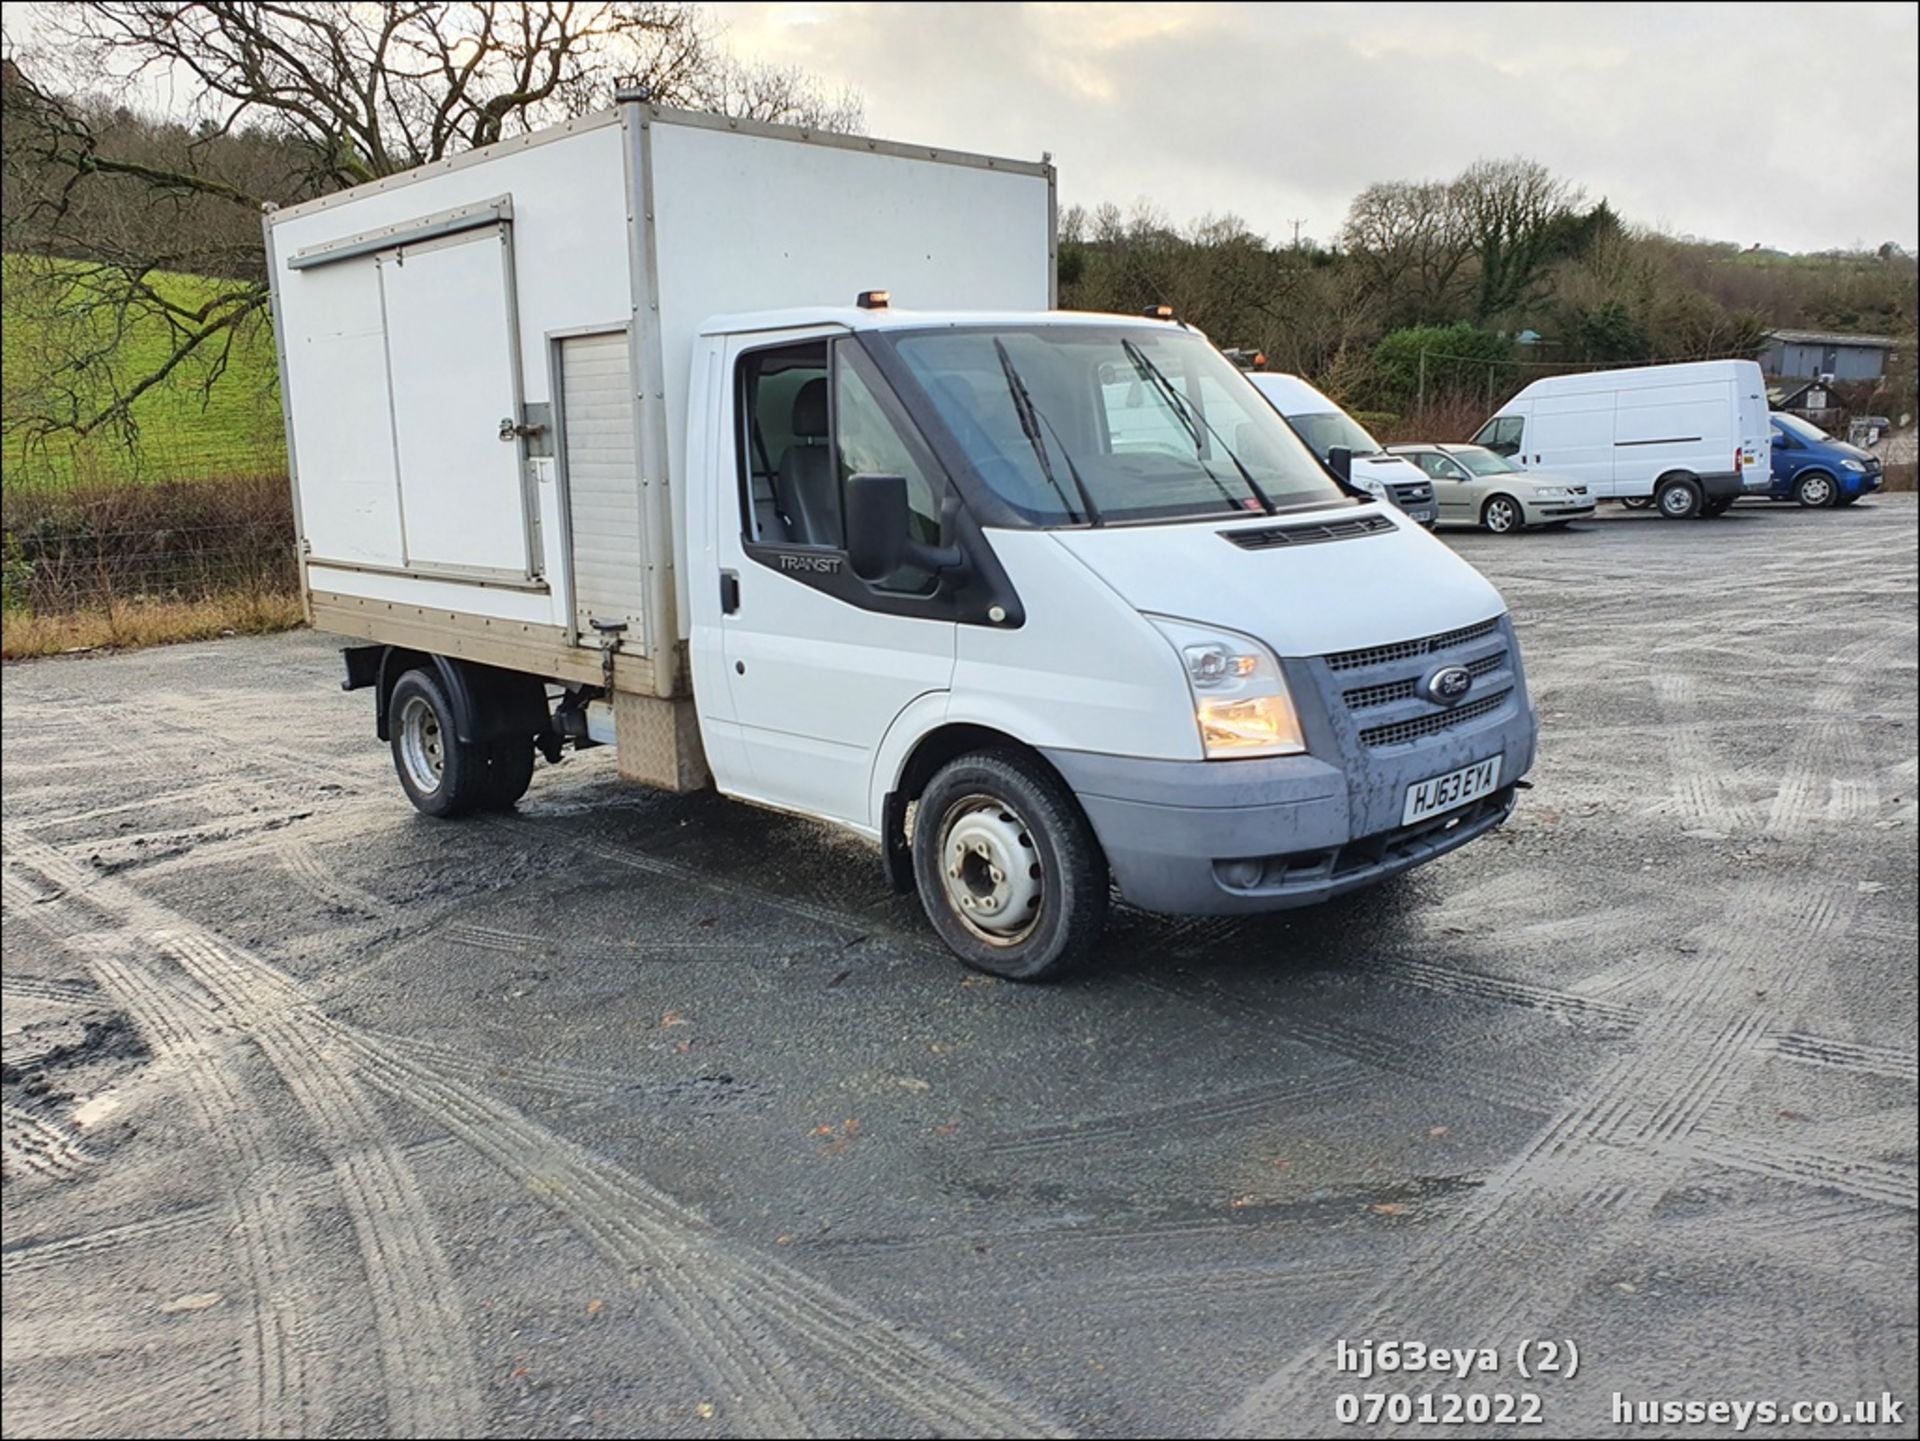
[1772,412,1832,444]
[1453,446,1520,476]
[887,325,1346,524]
[1285,410,1385,461]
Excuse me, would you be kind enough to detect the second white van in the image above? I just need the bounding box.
[1471,360,1771,519]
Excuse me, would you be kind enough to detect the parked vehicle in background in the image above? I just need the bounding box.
[1246,372,1437,527]
[1472,360,1771,519]
[266,99,1538,981]
[1387,443,1595,533]
[1766,411,1885,507]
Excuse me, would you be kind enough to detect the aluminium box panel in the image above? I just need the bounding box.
[640,114,1054,635]
[269,116,635,638]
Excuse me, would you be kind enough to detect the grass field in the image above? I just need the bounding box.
[1,256,288,489]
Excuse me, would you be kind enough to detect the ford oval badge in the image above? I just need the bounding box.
[1424,665,1474,705]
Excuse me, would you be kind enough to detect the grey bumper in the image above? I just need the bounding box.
[1698,468,1767,498]
[1043,616,1539,915]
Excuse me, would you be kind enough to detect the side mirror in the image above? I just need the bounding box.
[845,473,964,584]
[1326,445,1354,482]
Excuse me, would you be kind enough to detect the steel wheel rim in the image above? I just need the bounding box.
[939,795,1043,944]
[1660,486,1692,516]
[1487,499,1517,532]
[1802,475,1832,505]
[398,695,447,794]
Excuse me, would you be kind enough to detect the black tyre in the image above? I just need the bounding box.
[1793,471,1837,508]
[1835,493,1862,507]
[1620,496,1654,510]
[1655,476,1703,519]
[1701,496,1733,518]
[480,739,536,811]
[388,668,486,817]
[1481,494,1524,535]
[911,749,1108,981]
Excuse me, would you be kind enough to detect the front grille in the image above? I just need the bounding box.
[1359,688,1513,748]
[1225,513,1395,550]
[1325,617,1500,673]
[1388,482,1434,505]
[1342,651,1507,710]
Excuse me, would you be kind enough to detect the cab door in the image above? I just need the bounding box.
[703,330,956,830]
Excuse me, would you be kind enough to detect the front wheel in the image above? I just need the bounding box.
[1620,496,1654,510]
[911,750,1108,981]
[1482,495,1524,534]
[1793,472,1836,508]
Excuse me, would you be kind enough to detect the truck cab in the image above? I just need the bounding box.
[682,305,1536,976]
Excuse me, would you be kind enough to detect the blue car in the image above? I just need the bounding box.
[1767,412,1884,508]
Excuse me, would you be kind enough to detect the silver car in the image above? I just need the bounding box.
[1387,443,1596,534]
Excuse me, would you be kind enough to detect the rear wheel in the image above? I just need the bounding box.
[1656,476,1703,520]
[911,749,1108,981]
[1701,496,1733,518]
[1482,495,1524,534]
[389,669,486,817]
[1793,471,1837,508]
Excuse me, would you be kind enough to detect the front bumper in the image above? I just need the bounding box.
[1844,468,1885,495]
[1043,616,1539,915]
[1525,497,1595,522]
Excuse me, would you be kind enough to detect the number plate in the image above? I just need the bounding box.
[1403,756,1502,825]
[1407,506,1436,525]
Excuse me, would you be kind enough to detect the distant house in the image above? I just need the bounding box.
[1761,329,1900,383]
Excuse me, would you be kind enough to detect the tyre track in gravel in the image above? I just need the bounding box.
[4,823,1064,1439]
[5,832,481,1440]
[1,1099,90,1180]
[1763,631,1896,840]
[1222,876,1868,1436]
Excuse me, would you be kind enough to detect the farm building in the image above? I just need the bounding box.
[1761,329,1900,382]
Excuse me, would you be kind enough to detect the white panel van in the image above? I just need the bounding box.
[1472,360,1771,519]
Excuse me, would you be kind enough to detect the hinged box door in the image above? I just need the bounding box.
[379,226,535,578]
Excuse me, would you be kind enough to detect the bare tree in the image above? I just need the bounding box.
[1341,179,1474,325]
[1,2,862,451]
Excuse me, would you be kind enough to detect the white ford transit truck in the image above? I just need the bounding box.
[266,99,1538,979]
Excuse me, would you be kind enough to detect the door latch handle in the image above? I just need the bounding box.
[719,570,740,615]
[499,417,548,443]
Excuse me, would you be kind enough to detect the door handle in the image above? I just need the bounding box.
[719,570,740,615]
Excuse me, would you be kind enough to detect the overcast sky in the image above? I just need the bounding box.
[710,1,1920,253]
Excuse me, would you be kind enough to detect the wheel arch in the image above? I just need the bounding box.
[371,649,548,746]
[1480,491,1524,528]
[873,715,1079,894]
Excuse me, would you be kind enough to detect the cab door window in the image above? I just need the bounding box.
[738,342,834,545]
[736,337,949,599]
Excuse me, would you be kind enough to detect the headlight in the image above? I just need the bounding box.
[1841,459,1866,472]
[1532,486,1570,500]
[1149,617,1305,759]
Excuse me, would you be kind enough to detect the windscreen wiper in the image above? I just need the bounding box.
[1122,338,1277,515]
[993,338,1101,524]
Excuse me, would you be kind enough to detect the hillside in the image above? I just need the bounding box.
[1,258,287,489]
